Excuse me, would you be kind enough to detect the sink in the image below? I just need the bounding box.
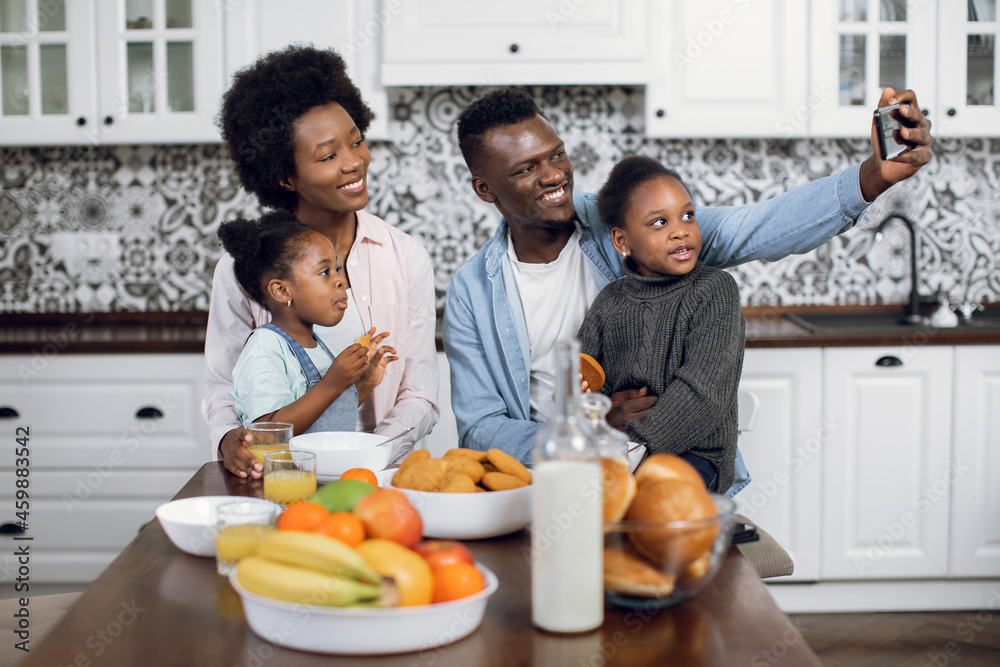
[785,309,1000,333]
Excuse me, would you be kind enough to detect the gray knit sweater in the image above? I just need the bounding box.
[577,260,745,491]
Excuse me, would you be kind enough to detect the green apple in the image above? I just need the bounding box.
[309,479,376,513]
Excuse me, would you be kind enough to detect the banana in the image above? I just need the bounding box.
[256,530,382,585]
[236,556,392,606]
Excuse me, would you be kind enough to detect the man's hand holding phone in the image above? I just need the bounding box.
[859,88,934,202]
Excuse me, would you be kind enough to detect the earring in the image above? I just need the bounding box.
[287,300,292,307]
[621,251,627,259]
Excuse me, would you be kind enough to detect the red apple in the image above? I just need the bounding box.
[415,540,475,571]
[352,488,423,550]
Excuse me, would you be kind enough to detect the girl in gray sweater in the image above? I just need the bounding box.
[578,156,745,492]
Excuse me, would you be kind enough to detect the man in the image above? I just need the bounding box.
[442,87,933,490]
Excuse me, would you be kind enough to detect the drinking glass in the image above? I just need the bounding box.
[215,500,279,576]
[263,450,317,506]
[246,422,293,466]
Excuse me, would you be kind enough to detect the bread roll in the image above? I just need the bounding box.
[634,453,706,488]
[601,457,636,522]
[625,479,718,565]
[603,543,676,598]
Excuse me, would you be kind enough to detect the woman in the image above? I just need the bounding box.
[207,45,438,478]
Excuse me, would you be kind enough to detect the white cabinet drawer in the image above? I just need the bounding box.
[0,470,195,584]
[0,354,208,468]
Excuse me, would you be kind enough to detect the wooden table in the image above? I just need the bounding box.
[23,463,821,666]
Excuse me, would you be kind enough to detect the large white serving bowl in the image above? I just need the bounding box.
[230,564,498,655]
[289,431,391,479]
[379,469,532,540]
[156,496,278,557]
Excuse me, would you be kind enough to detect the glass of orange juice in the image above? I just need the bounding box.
[246,422,294,465]
[263,450,317,506]
[215,500,279,576]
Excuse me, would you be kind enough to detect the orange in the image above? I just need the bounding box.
[431,562,485,603]
[314,511,366,547]
[340,467,378,486]
[276,501,329,532]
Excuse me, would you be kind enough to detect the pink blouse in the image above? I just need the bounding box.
[203,210,440,458]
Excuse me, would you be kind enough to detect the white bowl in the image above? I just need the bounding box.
[230,564,498,655]
[628,443,647,472]
[380,469,532,540]
[155,496,278,557]
[289,431,391,479]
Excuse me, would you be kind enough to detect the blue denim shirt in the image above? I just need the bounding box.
[442,163,870,495]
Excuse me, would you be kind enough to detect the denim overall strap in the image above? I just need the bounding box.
[256,324,358,433]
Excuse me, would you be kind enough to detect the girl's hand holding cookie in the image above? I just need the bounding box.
[326,343,369,390]
[360,341,397,388]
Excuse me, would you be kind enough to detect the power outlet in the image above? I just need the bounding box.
[49,232,121,261]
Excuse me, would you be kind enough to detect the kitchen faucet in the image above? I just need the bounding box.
[874,214,924,324]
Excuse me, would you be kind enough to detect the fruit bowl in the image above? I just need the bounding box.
[378,469,531,540]
[156,496,278,557]
[229,564,498,655]
[603,493,736,609]
[289,431,391,480]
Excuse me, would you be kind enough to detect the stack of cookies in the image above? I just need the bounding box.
[392,448,531,493]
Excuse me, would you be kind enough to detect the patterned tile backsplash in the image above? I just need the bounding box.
[1,85,998,314]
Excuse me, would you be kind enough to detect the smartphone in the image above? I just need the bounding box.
[731,522,759,546]
[874,103,911,160]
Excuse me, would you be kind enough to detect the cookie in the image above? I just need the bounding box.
[481,471,529,491]
[437,471,478,493]
[443,448,488,463]
[485,449,531,484]
[393,458,447,492]
[355,334,371,347]
[443,456,485,483]
[579,353,605,392]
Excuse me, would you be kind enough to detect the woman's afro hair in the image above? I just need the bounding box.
[217,211,316,308]
[597,156,688,231]
[218,44,373,211]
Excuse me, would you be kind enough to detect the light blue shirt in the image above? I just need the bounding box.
[231,327,334,426]
[443,163,871,493]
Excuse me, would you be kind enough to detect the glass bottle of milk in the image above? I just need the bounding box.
[531,338,603,633]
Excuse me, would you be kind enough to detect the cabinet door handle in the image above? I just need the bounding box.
[136,406,164,419]
[0,522,26,535]
[76,116,87,126]
[509,43,519,53]
[947,108,957,117]
[875,355,903,368]
[104,115,114,125]
[0,407,19,419]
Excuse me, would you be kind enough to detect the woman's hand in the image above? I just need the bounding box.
[219,427,260,479]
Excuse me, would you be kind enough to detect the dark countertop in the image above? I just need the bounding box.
[1,305,998,355]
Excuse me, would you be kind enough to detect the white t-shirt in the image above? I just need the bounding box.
[507,229,598,422]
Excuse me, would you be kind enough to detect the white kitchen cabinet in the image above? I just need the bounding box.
[0,354,207,583]
[820,346,953,579]
[810,0,1000,137]
[950,345,1000,577]
[224,0,390,140]
[0,0,225,145]
[736,348,822,581]
[380,0,648,86]
[645,0,809,138]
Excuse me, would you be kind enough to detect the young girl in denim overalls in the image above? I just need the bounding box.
[219,211,395,435]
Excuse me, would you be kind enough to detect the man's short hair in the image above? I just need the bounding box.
[457,88,544,175]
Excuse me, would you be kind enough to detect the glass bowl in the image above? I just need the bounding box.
[603,493,736,609]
